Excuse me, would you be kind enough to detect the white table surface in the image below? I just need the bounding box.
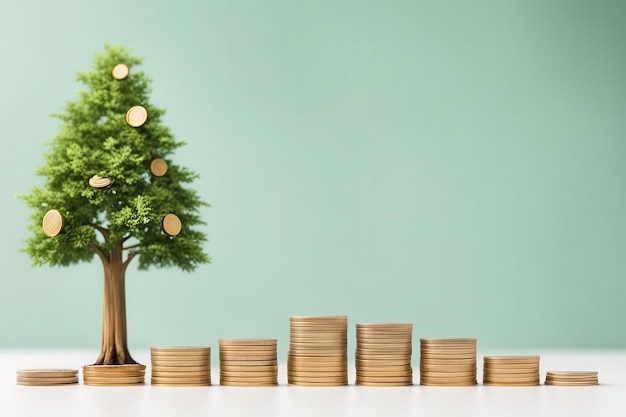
[1,349,625,416]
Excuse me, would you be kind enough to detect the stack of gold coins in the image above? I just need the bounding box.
[83,364,146,386]
[288,316,348,386]
[219,339,278,386]
[419,338,477,386]
[16,369,78,386]
[483,356,540,386]
[545,371,598,386]
[150,346,211,386]
[355,323,413,386]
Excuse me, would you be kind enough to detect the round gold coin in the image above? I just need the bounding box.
[126,105,148,127]
[545,371,597,378]
[421,381,477,387]
[220,381,278,387]
[483,356,540,363]
[151,376,211,383]
[151,346,210,351]
[112,63,129,80]
[219,339,277,346]
[82,364,146,370]
[151,381,211,386]
[88,175,112,188]
[420,338,476,344]
[42,209,64,237]
[357,381,413,387]
[483,382,539,387]
[152,370,211,378]
[150,158,168,177]
[161,213,182,236]
[17,369,78,377]
[152,366,211,375]
[17,379,78,386]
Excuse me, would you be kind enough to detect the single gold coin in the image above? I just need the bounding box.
[483,356,540,363]
[151,377,211,384]
[420,338,476,344]
[17,369,78,377]
[42,209,64,237]
[88,175,112,188]
[151,381,211,386]
[545,371,597,378]
[421,381,477,387]
[219,339,277,346]
[126,105,148,127]
[112,63,129,80]
[151,346,211,352]
[356,381,413,387]
[162,213,182,236]
[220,381,278,387]
[152,370,211,377]
[17,379,78,386]
[16,376,79,383]
[150,158,168,177]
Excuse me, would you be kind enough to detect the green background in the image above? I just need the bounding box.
[1,0,625,358]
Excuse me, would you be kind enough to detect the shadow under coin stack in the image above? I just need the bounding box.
[482,356,540,386]
[219,339,278,386]
[83,364,146,386]
[288,316,348,386]
[150,346,211,386]
[545,371,598,386]
[355,323,413,386]
[16,369,79,386]
[419,338,477,386]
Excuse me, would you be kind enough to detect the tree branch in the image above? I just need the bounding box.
[91,224,111,241]
[122,251,139,271]
[89,242,108,264]
[123,243,142,251]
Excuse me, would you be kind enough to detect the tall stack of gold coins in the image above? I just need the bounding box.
[83,364,146,386]
[288,316,348,386]
[419,338,477,386]
[482,356,540,386]
[355,323,413,386]
[16,369,79,386]
[150,346,211,386]
[219,339,278,386]
[545,371,598,386]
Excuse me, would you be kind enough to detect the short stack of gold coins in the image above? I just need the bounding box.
[83,364,146,386]
[419,338,477,386]
[355,323,413,386]
[288,316,348,386]
[482,356,540,386]
[545,371,598,386]
[219,339,278,386]
[16,369,79,386]
[150,346,211,386]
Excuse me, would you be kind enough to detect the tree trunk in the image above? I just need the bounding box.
[93,240,138,365]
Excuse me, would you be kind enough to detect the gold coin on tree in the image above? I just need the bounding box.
[126,105,148,127]
[150,158,168,176]
[88,175,112,188]
[112,63,129,80]
[42,209,64,237]
[162,213,182,236]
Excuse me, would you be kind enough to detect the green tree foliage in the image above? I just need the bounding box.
[21,45,210,272]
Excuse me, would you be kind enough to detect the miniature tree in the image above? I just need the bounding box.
[20,45,210,365]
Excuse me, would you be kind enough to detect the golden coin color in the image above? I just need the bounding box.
[112,63,129,80]
[88,175,112,188]
[126,105,148,127]
[162,213,182,236]
[42,209,64,237]
[150,158,168,176]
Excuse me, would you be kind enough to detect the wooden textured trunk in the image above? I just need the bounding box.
[93,240,138,365]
